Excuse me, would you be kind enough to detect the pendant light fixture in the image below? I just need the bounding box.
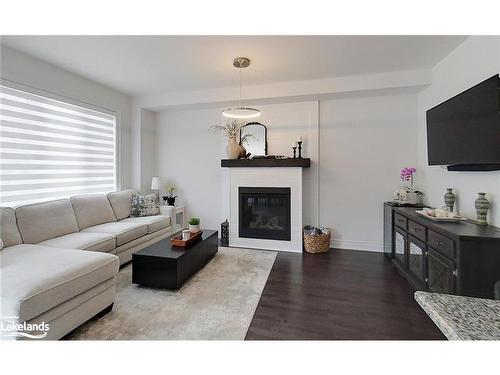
[222,57,261,119]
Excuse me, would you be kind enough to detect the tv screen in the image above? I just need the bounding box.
[426,74,500,167]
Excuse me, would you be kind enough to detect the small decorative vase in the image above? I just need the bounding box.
[189,224,200,233]
[475,192,489,225]
[166,196,176,206]
[444,188,456,213]
[226,137,240,159]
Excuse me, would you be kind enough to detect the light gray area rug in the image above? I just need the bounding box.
[68,247,277,340]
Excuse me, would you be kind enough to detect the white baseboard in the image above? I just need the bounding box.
[330,239,383,253]
[220,240,383,253]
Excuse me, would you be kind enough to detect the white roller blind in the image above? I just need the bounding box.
[0,85,117,207]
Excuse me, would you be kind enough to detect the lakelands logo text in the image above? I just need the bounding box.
[1,317,50,339]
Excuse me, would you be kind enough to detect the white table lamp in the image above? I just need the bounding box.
[151,176,160,190]
[151,176,160,200]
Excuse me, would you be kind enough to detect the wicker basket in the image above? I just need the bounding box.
[303,229,331,254]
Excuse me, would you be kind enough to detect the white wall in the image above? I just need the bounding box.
[417,36,500,227]
[320,94,419,251]
[156,101,319,232]
[129,105,158,193]
[140,109,157,193]
[156,107,226,230]
[0,45,134,188]
[248,101,319,226]
[156,95,419,251]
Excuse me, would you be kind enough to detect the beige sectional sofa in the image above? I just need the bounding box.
[0,189,172,340]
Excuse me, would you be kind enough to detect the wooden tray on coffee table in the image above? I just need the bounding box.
[170,230,203,248]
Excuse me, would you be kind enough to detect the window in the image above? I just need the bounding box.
[0,85,117,207]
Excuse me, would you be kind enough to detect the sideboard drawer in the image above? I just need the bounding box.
[408,220,426,241]
[395,213,408,230]
[428,230,455,260]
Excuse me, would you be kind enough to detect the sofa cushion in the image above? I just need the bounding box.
[15,199,79,244]
[107,189,136,220]
[120,215,171,234]
[0,244,119,322]
[82,222,147,246]
[0,207,22,247]
[70,194,117,230]
[130,193,160,217]
[38,232,116,253]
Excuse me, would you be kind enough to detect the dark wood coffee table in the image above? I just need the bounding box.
[132,230,218,290]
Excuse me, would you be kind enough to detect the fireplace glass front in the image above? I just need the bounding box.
[239,187,291,241]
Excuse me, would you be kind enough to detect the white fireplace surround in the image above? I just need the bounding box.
[229,167,303,252]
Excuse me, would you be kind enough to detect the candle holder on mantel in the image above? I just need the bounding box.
[292,146,297,158]
[297,141,303,158]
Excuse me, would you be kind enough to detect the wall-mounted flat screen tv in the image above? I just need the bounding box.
[426,74,500,171]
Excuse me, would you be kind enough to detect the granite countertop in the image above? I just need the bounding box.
[415,291,500,340]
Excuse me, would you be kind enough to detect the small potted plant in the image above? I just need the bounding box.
[188,217,201,233]
[162,185,178,206]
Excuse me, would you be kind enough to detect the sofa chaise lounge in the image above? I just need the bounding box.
[0,189,172,340]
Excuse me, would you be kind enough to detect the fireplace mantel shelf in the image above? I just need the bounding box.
[221,158,310,168]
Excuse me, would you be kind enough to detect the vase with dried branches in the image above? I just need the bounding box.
[210,120,245,159]
[238,132,255,158]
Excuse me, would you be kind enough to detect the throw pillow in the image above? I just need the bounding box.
[130,193,160,217]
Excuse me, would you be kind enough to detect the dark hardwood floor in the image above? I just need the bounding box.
[245,249,445,340]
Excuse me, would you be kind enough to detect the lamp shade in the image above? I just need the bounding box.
[151,176,160,190]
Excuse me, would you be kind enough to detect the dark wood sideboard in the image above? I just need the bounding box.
[384,203,500,299]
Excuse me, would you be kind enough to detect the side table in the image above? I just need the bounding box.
[160,205,185,232]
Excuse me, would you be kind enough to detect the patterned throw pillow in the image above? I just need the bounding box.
[130,193,160,217]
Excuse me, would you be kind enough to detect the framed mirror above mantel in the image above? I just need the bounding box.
[240,122,268,156]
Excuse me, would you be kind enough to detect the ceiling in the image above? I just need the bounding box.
[1,36,467,97]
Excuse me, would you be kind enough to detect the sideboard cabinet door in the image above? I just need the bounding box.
[427,248,456,294]
[394,229,407,269]
[408,236,426,286]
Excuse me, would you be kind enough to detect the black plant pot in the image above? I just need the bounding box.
[163,196,176,206]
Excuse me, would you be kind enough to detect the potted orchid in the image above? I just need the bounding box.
[399,167,423,204]
[400,167,416,188]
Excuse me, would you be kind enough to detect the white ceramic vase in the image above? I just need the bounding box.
[189,224,200,233]
[226,137,240,159]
